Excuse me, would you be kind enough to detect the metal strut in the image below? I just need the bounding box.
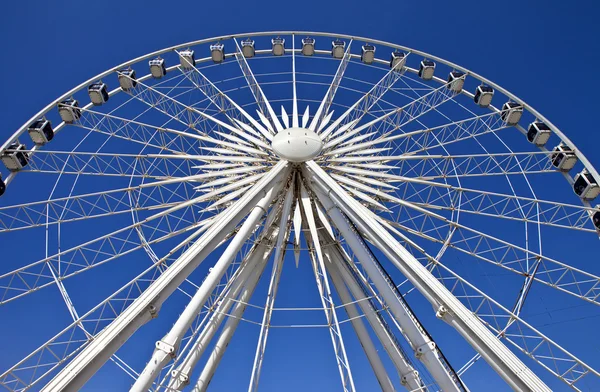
[304,160,551,392]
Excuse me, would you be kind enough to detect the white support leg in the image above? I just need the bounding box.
[130,175,287,392]
[300,191,356,392]
[40,162,290,392]
[306,166,464,392]
[167,245,263,391]
[248,181,295,391]
[322,246,396,392]
[305,160,550,392]
[192,229,280,391]
[324,244,424,392]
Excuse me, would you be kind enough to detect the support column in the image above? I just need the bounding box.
[323,246,396,392]
[131,175,286,392]
[324,243,423,391]
[192,229,280,391]
[40,161,290,392]
[305,160,550,392]
[167,245,263,390]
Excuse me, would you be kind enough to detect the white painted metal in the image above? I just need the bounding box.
[2,31,600,392]
[271,127,323,162]
[248,182,295,391]
[324,246,396,392]
[308,173,463,392]
[305,161,551,391]
[192,225,280,391]
[39,161,289,392]
[326,247,424,391]
[130,172,286,391]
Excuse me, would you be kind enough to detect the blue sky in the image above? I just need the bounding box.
[1,1,599,391]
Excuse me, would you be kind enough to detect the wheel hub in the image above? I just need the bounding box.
[271,127,323,162]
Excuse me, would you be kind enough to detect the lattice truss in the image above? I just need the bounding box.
[0,32,599,392]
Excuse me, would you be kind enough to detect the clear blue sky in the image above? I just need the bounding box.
[0,1,599,391]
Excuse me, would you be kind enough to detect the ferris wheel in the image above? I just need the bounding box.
[1,31,599,391]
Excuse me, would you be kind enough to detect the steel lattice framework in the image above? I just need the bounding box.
[0,31,599,392]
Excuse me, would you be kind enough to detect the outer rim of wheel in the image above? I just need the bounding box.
[1,30,598,201]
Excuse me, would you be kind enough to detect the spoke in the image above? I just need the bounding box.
[325,151,558,184]
[291,35,299,128]
[0,178,197,232]
[387,196,600,307]
[308,40,353,132]
[74,106,200,155]
[325,111,505,156]
[124,76,268,156]
[233,38,284,133]
[174,52,272,144]
[396,177,599,232]
[319,55,411,140]
[20,150,199,179]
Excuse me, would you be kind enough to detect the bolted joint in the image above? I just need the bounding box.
[435,305,448,319]
[155,340,176,358]
[147,304,159,319]
[400,370,420,385]
[415,341,436,358]
[170,369,190,387]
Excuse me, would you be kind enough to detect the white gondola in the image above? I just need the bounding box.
[447,71,465,92]
[551,143,577,171]
[332,39,345,59]
[1,142,29,171]
[179,49,196,69]
[527,122,551,146]
[361,44,375,64]
[501,102,523,125]
[149,57,167,79]
[593,205,600,231]
[28,118,54,145]
[390,51,406,70]
[272,37,285,56]
[241,38,255,58]
[58,98,81,123]
[573,169,600,200]
[474,85,494,108]
[418,59,435,80]
[0,174,5,197]
[88,81,109,106]
[211,43,224,63]
[118,68,137,90]
[301,37,315,56]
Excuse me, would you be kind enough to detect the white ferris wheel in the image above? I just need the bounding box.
[0,31,599,392]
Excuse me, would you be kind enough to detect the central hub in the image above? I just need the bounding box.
[271,127,323,162]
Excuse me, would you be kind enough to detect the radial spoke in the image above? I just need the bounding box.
[174,51,273,144]
[319,54,412,140]
[233,38,284,133]
[321,78,455,144]
[308,40,353,132]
